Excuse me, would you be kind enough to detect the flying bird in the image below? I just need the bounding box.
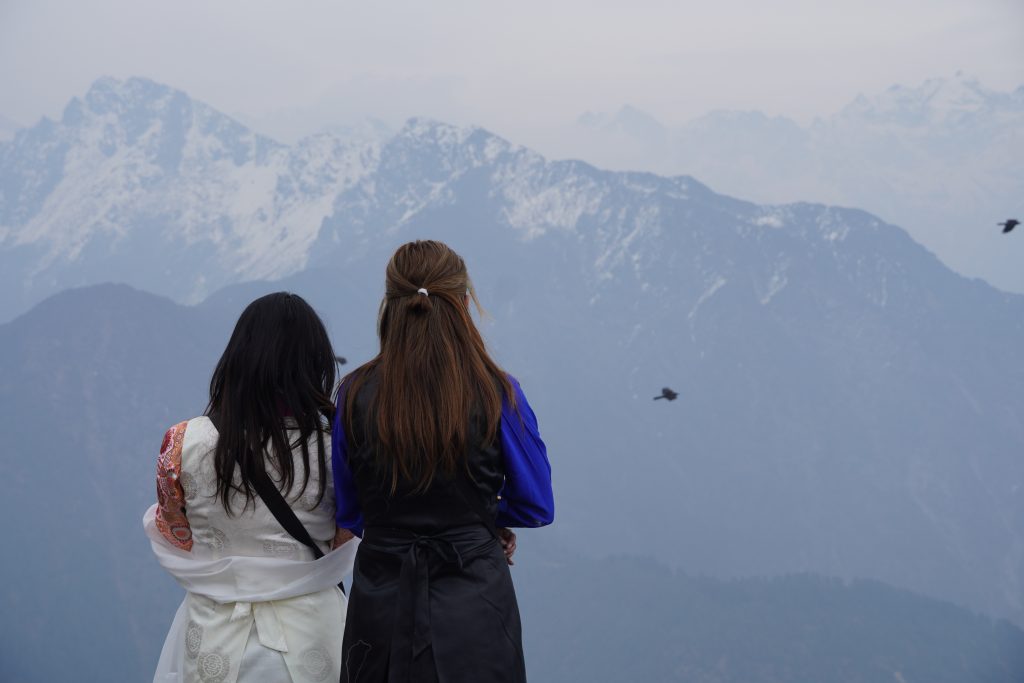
[999,219,1019,234]
[653,387,678,401]
[335,356,347,366]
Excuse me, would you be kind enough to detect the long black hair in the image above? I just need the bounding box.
[205,292,336,514]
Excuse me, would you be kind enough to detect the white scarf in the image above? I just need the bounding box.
[143,505,358,682]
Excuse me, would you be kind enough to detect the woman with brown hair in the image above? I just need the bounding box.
[332,240,554,682]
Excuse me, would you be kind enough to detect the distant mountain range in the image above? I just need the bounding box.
[3,74,1022,323]
[544,73,1024,294]
[1,77,1023,679]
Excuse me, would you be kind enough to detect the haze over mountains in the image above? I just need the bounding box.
[1,77,1023,680]
[532,73,1024,294]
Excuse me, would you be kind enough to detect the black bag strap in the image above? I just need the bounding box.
[249,469,327,559]
[207,412,334,565]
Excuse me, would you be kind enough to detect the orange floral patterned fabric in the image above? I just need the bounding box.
[155,421,192,551]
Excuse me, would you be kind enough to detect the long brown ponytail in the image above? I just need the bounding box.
[344,240,513,493]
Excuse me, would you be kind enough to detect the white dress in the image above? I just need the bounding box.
[152,416,347,683]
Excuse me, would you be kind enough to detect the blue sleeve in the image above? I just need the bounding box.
[332,389,364,537]
[496,376,554,528]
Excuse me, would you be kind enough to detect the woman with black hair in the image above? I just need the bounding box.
[145,292,355,683]
[334,240,554,683]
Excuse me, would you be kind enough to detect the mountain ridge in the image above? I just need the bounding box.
[3,75,1004,323]
[541,73,1024,293]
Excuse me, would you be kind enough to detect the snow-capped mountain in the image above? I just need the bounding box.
[0,77,379,320]
[2,76,1024,634]
[542,74,1024,294]
[836,73,1024,127]
[5,74,1020,324]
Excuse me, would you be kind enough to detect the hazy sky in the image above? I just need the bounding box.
[1,0,1022,141]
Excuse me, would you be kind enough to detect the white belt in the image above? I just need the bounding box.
[229,601,289,652]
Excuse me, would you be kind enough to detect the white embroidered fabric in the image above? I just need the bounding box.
[144,505,358,683]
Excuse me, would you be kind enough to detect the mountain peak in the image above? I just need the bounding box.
[837,73,1016,126]
[575,105,668,140]
[399,117,479,144]
[612,104,658,123]
[64,76,183,124]
[393,117,520,165]
[86,75,173,99]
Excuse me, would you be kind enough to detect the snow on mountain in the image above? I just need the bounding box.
[836,72,1024,127]
[316,117,616,246]
[0,77,379,319]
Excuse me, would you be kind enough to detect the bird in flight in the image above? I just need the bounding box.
[999,219,1019,234]
[335,356,347,366]
[654,387,678,401]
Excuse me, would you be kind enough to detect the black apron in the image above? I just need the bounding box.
[343,524,525,683]
[341,374,527,683]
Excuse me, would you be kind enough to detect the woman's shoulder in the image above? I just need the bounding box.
[169,415,217,439]
[340,363,378,389]
[338,363,380,410]
[159,417,218,465]
[502,372,529,403]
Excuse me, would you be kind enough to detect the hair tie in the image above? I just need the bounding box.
[417,288,429,297]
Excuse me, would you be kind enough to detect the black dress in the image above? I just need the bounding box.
[340,377,527,683]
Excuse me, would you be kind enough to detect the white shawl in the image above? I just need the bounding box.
[144,505,358,682]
